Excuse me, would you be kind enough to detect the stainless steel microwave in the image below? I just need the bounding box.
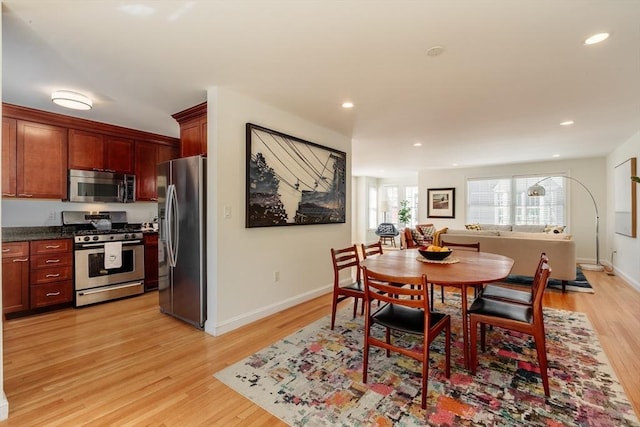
[68,169,135,203]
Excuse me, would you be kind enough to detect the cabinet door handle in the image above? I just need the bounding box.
[46,292,61,297]
[46,273,61,278]
[18,194,33,197]
[2,248,10,252]
[45,245,61,249]
[46,259,61,263]
[12,258,29,262]
[2,193,14,196]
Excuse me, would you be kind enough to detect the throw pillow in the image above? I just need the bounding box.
[411,229,422,243]
[544,225,566,234]
[417,224,436,238]
[465,223,481,230]
[512,224,546,233]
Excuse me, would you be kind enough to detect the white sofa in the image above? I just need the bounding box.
[436,227,576,283]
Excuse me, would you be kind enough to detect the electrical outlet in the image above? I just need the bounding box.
[273,271,280,282]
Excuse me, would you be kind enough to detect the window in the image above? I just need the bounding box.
[406,186,419,227]
[467,175,566,225]
[382,186,399,223]
[368,186,377,229]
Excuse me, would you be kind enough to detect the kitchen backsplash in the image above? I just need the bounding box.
[1,199,158,227]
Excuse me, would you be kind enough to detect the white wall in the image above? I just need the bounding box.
[205,87,352,335]
[607,130,640,291]
[417,157,607,265]
[0,12,8,420]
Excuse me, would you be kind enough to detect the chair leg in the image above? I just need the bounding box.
[385,328,391,357]
[470,317,478,375]
[533,329,551,397]
[480,323,486,351]
[352,297,357,319]
[421,346,429,409]
[440,285,445,303]
[444,319,451,378]
[330,294,339,330]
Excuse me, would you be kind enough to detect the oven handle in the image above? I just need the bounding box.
[78,281,143,295]
[76,240,142,249]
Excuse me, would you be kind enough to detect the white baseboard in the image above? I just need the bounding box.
[0,391,9,421]
[206,284,332,336]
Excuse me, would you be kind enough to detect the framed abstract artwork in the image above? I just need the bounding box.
[427,187,455,218]
[246,123,346,228]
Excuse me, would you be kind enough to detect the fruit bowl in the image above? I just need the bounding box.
[418,246,453,260]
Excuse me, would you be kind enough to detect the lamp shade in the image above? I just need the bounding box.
[527,183,546,197]
[51,90,92,110]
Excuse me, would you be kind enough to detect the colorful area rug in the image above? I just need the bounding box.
[504,267,594,293]
[215,300,637,426]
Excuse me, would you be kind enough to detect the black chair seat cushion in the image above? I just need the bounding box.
[344,281,364,292]
[468,297,533,324]
[481,284,532,305]
[371,303,447,334]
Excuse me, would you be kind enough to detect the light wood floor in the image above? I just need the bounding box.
[2,270,639,426]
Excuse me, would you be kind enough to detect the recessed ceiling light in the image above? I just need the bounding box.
[51,90,92,110]
[584,32,610,45]
[426,46,445,57]
[413,142,422,147]
[451,163,458,167]
[560,120,574,126]
[342,102,354,109]
[552,154,560,158]
[119,4,156,17]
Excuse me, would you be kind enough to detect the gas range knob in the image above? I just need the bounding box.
[84,236,91,242]
[92,236,99,241]
[124,234,130,239]
[109,235,115,240]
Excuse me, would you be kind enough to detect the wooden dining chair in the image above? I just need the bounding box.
[430,240,482,307]
[330,245,365,330]
[480,252,549,306]
[361,266,451,409]
[468,262,552,397]
[361,241,384,259]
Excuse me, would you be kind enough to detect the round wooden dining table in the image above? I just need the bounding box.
[361,248,514,369]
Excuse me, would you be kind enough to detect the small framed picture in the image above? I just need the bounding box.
[427,188,455,218]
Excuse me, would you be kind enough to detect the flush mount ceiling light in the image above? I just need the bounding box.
[51,90,93,110]
[560,120,574,126]
[584,32,610,45]
[342,101,354,109]
[426,45,445,57]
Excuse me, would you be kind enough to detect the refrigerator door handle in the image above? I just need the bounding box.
[167,183,180,267]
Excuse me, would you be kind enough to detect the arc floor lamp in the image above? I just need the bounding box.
[528,176,604,271]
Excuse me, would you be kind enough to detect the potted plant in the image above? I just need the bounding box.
[398,200,412,228]
[632,176,639,183]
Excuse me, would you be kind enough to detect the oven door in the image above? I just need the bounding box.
[75,243,145,290]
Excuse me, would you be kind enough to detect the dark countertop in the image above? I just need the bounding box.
[3,226,158,243]
[2,226,73,242]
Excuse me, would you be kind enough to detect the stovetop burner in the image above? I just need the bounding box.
[74,228,133,236]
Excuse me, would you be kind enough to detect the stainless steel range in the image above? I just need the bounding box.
[63,211,145,307]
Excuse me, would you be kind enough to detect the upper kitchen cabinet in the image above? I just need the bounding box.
[135,141,179,201]
[2,117,17,197]
[17,120,68,199]
[68,129,134,173]
[172,102,207,157]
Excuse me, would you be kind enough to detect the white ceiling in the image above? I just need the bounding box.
[3,1,640,178]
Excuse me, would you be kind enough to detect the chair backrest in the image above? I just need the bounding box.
[331,245,361,288]
[440,240,480,252]
[362,266,430,314]
[532,252,549,287]
[375,223,399,236]
[361,242,383,259]
[532,262,552,319]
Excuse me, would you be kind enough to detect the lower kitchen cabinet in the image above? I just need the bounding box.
[2,241,30,314]
[29,239,73,309]
[144,233,159,291]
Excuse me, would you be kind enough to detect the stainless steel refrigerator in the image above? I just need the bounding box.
[157,155,207,329]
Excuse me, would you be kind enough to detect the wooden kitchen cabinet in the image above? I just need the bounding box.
[69,129,134,174]
[172,102,207,157]
[144,233,159,291]
[2,117,17,197]
[2,242,30,314]
[29,239,73,309]
[135,141,178,201]
[16,120,68,199]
